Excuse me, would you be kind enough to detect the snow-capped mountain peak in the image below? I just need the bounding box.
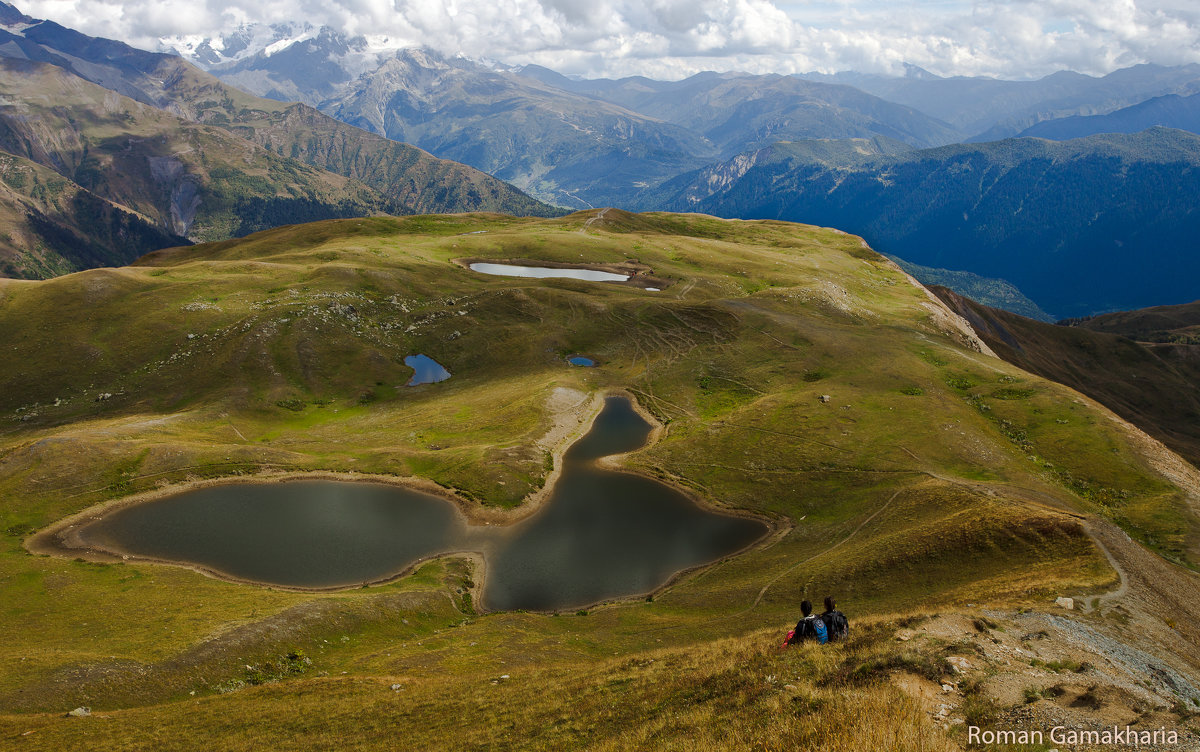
[158,22,318,68]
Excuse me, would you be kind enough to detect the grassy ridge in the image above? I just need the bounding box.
[933,286,1200,502]
[0,616,963,751]
[0,210,1191,746]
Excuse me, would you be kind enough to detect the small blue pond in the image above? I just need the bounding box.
[567,356,595,367]
[405,354,451,386]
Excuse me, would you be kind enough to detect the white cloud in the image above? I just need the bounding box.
[14,0,1200,79]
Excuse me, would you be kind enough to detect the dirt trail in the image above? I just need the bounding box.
[1081,519,1200,673]
[748,488,904,610]
[898,459,1200,679]
[892,438,1200,661]
[580,207,609,233]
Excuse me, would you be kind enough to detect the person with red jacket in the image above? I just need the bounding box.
[785,600,827,645]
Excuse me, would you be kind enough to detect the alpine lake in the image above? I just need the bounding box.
[68,397,768,612]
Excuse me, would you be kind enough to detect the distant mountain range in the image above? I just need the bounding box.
[162,21,395,90]
[151,22,1200,317]
[800,63,1200,141]
[513,65,962,155]
[644,128,1200,318]
[1017,93,1200,140]
[173,29,961,208]
[3,3,1197,319]
[166,24,1200,152]
[0,58,375,260]
[0,4,552,279]
[320,50,716,210]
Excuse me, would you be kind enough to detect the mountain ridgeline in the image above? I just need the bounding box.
[801,63,1200,141]
[320,50,718,210]
[191,39,964,208]
[159,23,1200,318]
[645,128,1200,318]
[0,4,553,279]
[1063,300,1200,344]
[3,1,1199,320]
[1017,92,1200,141]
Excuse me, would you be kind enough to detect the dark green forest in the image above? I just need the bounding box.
[654,128,1200,318]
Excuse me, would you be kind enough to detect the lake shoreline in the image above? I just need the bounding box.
[454,256,672,290]
[26,391,780,611]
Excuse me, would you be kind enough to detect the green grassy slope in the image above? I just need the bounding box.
[0,211,1195,748]
[933,286,1200,478]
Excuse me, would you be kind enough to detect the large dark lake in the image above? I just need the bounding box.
[77,396,767,611]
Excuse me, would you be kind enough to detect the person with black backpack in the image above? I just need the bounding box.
[784,600,827,645]
[821,596,849,641]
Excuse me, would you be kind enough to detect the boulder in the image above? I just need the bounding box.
[946,656,971,674]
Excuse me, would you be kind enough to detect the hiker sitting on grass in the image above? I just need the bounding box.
[821,596,849,641]
[784,600,827,645]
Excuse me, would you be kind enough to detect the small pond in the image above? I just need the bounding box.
[468,262,629,283]
[405,354,451,386]
[567,356,595,367]
[72,397,767,611]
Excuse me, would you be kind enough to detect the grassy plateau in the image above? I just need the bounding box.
[0,209,1197,750]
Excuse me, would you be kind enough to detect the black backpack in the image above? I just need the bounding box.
[823,610,849,641]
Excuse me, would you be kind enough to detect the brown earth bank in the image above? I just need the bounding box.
[892,609,1200,751]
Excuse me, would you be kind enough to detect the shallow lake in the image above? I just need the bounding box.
[567,356,595,366]
[75,397,767,611]
[405,354,451,385]
[468,262,630,283]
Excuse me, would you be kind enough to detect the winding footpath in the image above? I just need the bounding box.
[580,207,609,232]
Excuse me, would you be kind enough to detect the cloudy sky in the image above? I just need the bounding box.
[16,0,1200,79]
